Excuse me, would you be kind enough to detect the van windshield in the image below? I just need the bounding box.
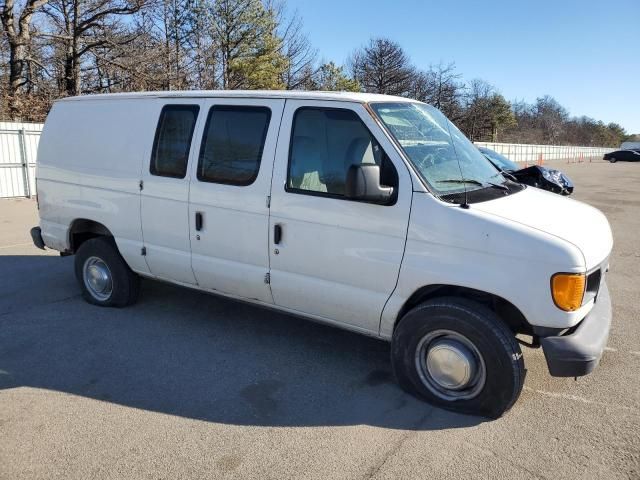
[370,102,507,197]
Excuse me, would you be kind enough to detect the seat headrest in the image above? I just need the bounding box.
[345,137,376,169]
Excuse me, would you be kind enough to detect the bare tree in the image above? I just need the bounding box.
[267,1,316,89]
[1,0,50,116]
[424,61,463,119]
[122,0,205,92]
[459,78,494,140]
[348,37,414,95]
[408,70,431,102]
[187,0,216,89]
[41,0,145,96]
[407,62,464,120]
[123,6,172,90]
[534,95,568,144]
[144,0,195,90]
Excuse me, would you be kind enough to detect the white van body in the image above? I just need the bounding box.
[33,91,613,417]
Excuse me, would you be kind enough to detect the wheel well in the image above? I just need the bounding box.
[68,219,113,253]
[396,285,532,335]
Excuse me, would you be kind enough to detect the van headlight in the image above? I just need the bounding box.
[551,273,585,311]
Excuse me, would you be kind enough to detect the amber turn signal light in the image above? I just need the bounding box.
[551,273,586,311]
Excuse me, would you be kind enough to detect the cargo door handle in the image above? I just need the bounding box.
[274,224,282,244]
[195,212,203,231]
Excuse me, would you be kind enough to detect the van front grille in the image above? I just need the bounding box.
[583,268,602,304]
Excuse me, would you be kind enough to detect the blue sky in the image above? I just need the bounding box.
[287,0,640,134]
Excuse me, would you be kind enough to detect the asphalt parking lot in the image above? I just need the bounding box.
[1,159,639,479]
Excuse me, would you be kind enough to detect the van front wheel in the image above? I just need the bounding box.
[74,237,140,307]
[391,297,524,418]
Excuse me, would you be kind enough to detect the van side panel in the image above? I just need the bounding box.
[36,99,155,274]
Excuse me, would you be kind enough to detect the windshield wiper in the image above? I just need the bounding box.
[496,169,518,182]
[488,169,517,183]
[437,179,484,186]
[486,170,515,190]
[486,181,509,191]
[438,178,509,192]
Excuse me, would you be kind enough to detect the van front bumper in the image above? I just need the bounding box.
[540,281,612,377]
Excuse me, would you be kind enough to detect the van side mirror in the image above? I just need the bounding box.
[345,164,394,204]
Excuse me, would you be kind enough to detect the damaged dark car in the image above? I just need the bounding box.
[478,147,574,196]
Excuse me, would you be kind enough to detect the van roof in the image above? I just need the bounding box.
[57,90,419,104]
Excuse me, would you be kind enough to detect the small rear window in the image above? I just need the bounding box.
[150,105,199,178]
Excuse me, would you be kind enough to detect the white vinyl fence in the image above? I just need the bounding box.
[0,121,44,198]
[0,122,618,198]
[475,142,614,165]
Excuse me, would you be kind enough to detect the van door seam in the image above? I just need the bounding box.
[378,190,414,337]
[187,99,206,284]
[265,99,288,300]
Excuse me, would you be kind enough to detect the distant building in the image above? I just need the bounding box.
[621,141,640,149]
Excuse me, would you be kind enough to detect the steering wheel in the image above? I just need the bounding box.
[417,146,450,171]
[417,152,437,171]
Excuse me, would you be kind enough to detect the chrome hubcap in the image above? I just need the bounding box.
[83,256,112,301]
[415,330,486,401]
[426,339,475,390]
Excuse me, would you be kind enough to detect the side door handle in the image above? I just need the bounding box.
[274,224,282,244]
[195,212,203,231]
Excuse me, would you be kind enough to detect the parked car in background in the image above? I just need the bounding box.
[478,147,574,195]
[603,149,640,163]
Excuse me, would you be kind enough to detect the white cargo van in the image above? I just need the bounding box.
[31,91,613,417]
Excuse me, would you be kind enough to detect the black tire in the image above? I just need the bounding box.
[609,157,617,163]
[74,236,140,307]
[391,297,525,418]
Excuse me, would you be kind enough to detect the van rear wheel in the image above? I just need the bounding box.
[391,297,525,418]
[74,237,140,307]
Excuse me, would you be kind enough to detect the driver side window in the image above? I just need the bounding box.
[287,107,397,198]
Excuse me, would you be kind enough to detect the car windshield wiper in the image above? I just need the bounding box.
[495,169,518,182]
[486,181,509,191]
[437,178,509,191]
[437,179,484,186]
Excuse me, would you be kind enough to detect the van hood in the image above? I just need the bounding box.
[473,187,612,270]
